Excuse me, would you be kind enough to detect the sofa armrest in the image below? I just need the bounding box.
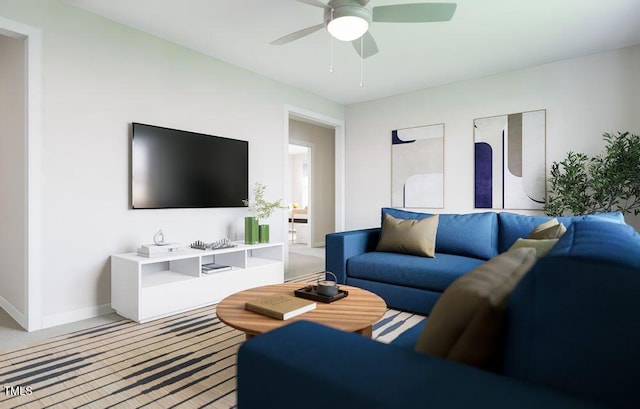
[325,228,380,283]
[504,256,640,409]
[237,321,602,409]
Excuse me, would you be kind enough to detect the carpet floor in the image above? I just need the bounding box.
[0,273,425,408]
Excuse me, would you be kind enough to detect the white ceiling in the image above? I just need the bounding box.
[64,0,640,105]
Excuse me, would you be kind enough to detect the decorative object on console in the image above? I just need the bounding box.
[201,262,232,274]
[244,216,259,244]
[243,182,284,243]
[153,229,165,245]
[545,131,640,217]
[474,109,546,210]
[190,240,208,250]
[190,238,237,251]
[138,230,183,257]
[259,225,270,244]
[391,123,444,208]
[211,238,236,249]
[136,243,183,258]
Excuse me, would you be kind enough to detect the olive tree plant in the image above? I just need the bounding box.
[243,182,283,221]
[545,132,640,216]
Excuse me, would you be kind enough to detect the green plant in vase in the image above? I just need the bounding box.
[545,131,640,217]
[243,182,284,243]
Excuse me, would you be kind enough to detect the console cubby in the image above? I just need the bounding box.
[111,242,284,323]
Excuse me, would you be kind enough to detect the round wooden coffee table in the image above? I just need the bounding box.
[216,283,386,339]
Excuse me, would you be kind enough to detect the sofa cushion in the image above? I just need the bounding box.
[583,211,627,223]
[347,251,485,293]
[382,208,498,259]
[527,218,566,239]
[414,247,537,370]
[376,213,438,257]
[498,212,625,253]
[509,238,558,257]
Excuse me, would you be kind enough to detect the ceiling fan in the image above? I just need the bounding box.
[271,0,457,58]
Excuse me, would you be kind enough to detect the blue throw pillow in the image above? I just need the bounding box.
[381,208,498,260]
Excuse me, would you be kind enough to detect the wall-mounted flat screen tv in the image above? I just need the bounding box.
[131,123,248,209]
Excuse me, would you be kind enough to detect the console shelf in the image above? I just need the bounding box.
[111,242,284,323]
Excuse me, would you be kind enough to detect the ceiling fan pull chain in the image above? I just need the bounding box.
[329,33,334,73]
[329,8,335,73]
[359,36,364,87]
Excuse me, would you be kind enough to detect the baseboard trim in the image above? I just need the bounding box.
[41,303,115,329]
[0,295,28,330]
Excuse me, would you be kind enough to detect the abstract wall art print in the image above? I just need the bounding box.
[474,109,546,210]
[391,123,444,208]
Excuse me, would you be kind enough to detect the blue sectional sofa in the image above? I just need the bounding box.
[325,207,626,315]
[237,219,640,408]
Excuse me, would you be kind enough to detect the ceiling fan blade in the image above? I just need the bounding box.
[270,23,325,45]
[372,3,457,23]
[354,0,371,5]
[297,0,329,9]
[351,31,379,59]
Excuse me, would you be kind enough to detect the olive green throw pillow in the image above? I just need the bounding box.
[528,218,567,240]
[414,247,537,369]
[509,238,559,257]
[376,213,439,258]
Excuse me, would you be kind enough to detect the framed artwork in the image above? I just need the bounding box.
[474,109,546,210]
[391,123,444,208]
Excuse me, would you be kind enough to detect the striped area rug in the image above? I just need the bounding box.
[0,272,425,408]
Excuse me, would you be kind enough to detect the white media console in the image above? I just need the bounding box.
[111,242,284,323]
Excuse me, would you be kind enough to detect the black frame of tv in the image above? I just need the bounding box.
[130,122,249,209]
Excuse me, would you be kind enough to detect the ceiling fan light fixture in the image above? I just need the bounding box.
[328,16,368,41]
[325,5,372,42]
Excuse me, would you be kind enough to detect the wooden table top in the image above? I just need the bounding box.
[216,283,387,337]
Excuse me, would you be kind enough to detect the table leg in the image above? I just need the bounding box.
[356,325,373,338]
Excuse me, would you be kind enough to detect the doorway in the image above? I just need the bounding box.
[287,143,324,279]
[0,17,43,331]
[284,107,344,279]
[0,33,27,330]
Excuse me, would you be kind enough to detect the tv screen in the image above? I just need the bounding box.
[131,123,248,209]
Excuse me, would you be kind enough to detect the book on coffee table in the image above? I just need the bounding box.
[245,293,316,320]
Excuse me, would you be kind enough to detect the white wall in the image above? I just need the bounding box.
[345,45,640,231]
[289,119,335,246]
[0,0,343,329]
[0,34,26,317]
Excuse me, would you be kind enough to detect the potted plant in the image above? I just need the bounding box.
[243,182,284,243]
[545,131,640,216]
